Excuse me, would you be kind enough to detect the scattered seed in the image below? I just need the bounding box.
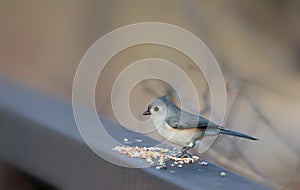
[200,161,208,166]
[135,139,143,142]
[220,172,226,177]
[178,164,183,168]
[169,170,176,174]
[113,145,199,167]
[123,138,128,142]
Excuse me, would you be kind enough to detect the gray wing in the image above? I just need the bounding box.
[161,97,220,129]
[165,110,218,129]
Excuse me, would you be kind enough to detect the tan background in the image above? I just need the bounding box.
[1,1,300,189]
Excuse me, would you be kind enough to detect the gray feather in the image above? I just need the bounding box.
[160,96,219,130]
[153,95,258,141]
[220,129,258,140]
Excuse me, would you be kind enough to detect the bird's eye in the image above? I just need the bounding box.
[154,107,159,111]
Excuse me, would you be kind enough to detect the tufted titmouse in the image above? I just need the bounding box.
[143,95,258,157]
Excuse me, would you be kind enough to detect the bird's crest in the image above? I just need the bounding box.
[158,94,168,100]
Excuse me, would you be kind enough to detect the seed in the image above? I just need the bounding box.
[200,161,208,166]
[220,172,226,177]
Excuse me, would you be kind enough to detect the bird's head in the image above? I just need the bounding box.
[143,95,168,126]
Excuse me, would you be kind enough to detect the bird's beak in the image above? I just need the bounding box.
[143,109,151,116]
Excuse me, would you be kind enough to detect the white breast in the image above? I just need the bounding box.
[156,122,201,147]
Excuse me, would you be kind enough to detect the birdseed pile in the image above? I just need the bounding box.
[113,146,199,169]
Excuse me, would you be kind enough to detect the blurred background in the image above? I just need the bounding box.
[1,0,300,189]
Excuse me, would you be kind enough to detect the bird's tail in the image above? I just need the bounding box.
[219,129,258,140]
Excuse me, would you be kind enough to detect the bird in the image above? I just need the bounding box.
[143,95,258,157]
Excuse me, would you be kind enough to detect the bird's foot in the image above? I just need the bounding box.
[176,151,193,158]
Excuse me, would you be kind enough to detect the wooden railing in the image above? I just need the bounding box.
[0,79,271,190]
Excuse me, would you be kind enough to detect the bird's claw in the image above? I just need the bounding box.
[176,151,193,158]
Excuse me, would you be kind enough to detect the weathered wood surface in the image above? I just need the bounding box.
[0,79,271,190]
